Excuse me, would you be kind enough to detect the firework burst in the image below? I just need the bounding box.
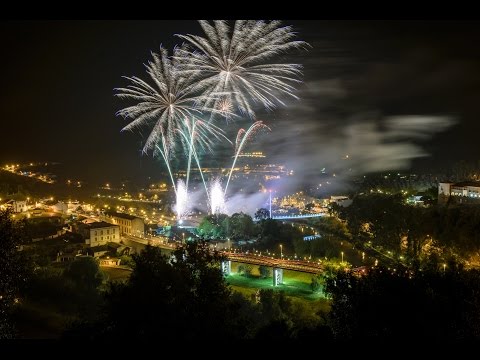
[217,97,234,121]
[176,20,308,118]
[115,45,224,155]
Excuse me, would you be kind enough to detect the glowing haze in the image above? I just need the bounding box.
[174,179,189,220]
[210,178,226,215]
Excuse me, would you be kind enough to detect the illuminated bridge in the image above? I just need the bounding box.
[303,234,322,241]
[222,251,325,274]
[221,251,326,286]
[221,251,367,286]
[270,213,327,220]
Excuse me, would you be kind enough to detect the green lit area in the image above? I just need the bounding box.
[226,261,324,301]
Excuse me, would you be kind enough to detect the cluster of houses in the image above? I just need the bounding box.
[54,211,146,266]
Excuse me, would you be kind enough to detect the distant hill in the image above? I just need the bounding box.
[0,170,54,198]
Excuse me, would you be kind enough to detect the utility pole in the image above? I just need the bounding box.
[269,189,272,218]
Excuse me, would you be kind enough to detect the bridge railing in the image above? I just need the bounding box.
[271,213,327,220]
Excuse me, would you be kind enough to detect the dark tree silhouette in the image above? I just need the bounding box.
[66,242,254,341]
[254,207,270,220]
[325,266,480,340]
[0,209,31,338]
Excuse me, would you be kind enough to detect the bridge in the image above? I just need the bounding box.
[123,235,335,286]
[270,213,327,220]
[303,234,322,241]
[221,251,325,274]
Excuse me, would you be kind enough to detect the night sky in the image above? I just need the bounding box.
[2,20,480,184]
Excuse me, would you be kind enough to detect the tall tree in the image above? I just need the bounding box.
[0,209,31,338]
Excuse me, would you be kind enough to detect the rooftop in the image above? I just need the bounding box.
[451,181,480,188]
[88,221,119,229]
[104,211,139,221]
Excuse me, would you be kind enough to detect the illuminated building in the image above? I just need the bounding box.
[235,151,266,158]
[102,211,145,237]
[82,221,120,247]
[1,199,27,213]
[439,181,480,203]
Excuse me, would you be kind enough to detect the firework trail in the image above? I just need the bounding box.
[176,20,308,118]
[210,178,226,215]
[154,135,177,195]
[224,121,271,196]
[177,117,231,203]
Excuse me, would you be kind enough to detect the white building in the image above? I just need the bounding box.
[0,199,27,213]
[84,221,120,247]
[102,211,145,237]
[439,181,480,201]
[439,182,454,197]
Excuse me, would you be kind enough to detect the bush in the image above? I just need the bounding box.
[259,265,271,279]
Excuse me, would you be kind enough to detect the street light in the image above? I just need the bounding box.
[443,263,446,273]
[280,244,283,259]
[341,251,344,264]
[182,232,185,244]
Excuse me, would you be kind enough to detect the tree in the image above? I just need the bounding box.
[238,264,253,277]
[257,219,302,255]
[229,212,255,239]
[243,264,253,277]
[324,266,480,340]
[198,214,228,238]
[259,265,271,279]
[340,193,423,254]
[63,257,104,292]
[0,209,32,338]
[119,255,135,268]
[62,256,105,319]
[67,242,253,341]
[254,207,270,220]
[257,289,292,325]
[310,276,320,293]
